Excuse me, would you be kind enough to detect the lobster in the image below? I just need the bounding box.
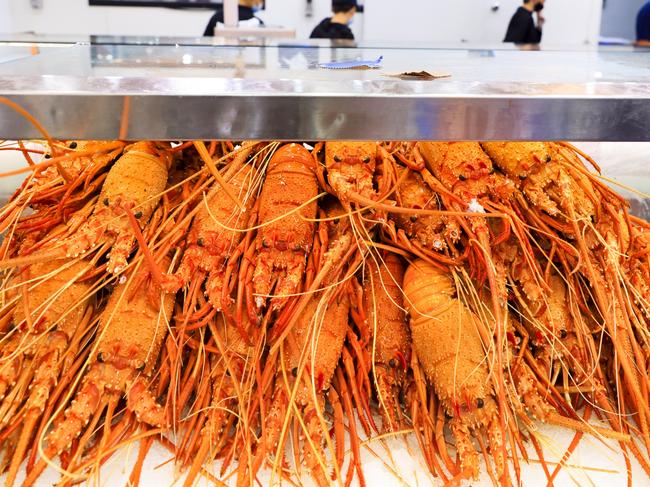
[485,141,650,466]
[242,207,353,485]
[362,252,411,432]
[0,141,173,275]
[0,257,97,487]
[250,143,319,314]
[325,141,378,202]
[182,311,256,487]
[244,287,349,486]
[23,259,175,486]
[403,258,509,481]
[162,146,257,311]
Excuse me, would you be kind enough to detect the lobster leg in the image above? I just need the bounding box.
[41,367,104,457]
[205,266,227,309]
[340,346,375,435]
[334,367,367,487]
[239,378,289,486]
[484,414,508,484]
[24,331,68,413]
[252,249,275,308]
[4,331,69,486]
[270,255,307,311]
[300,395,329,486]
[327,384,346,477]
[107,226,136,273]
[449,418,479,479]
[126,376,166,427]
[374,365,402,432]
[63,217,106,259]
[0,343,22,402]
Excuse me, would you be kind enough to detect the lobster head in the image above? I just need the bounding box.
[325,141,377,200]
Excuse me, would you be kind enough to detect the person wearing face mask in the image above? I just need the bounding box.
[310,0,358,40]
[504,0,545,44]
[203,0,265,37]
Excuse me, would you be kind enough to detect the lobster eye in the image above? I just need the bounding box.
[519,174,527,180]
[104,198,110,206]
[458,174,467,181]
[362,156,371,163]
[97,352,104,363]
[69,141,78,149]
[546,155,552,163]
[197,238,204,247]
[409,215,418,223]
[559,329,568,339]
[333,155,342,162]
[134,211,143,219]
[476,398,485,409]
[291,367,298,377]
[389,358,397,368]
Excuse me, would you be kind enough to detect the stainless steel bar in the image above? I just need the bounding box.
[1,94,649,141]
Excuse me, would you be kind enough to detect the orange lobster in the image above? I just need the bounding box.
[325,141,378,202]
[362,253,411,432]
[250,143,319,313]
[163,146,257,310]
[0,141,173,274]
[23,259,175,486]
[0,257,96,487]
[403,258,508,481]
[244,287,349,486]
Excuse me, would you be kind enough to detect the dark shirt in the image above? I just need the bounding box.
[203,6,263,36]
[504,7,542,44]
[637,1,650,41]
[310,18,354,40]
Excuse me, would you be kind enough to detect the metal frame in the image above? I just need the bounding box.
[2,93,649,141]
[89,1,221,8]
[1,40,649,141]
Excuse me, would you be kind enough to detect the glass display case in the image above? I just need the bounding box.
[1,37,649,140]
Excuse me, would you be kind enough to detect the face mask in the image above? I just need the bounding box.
[534,3,544,12]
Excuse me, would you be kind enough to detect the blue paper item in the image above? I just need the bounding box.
[318,55,383,69]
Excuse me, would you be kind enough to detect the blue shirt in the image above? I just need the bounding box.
[637,1,650,41]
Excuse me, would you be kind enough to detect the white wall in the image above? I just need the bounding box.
[0,0,11,33]
[600,0,645,40]
[3,0,600,46]
[364,0,602,46]
[6,0,209,36]
[3,0,353,39]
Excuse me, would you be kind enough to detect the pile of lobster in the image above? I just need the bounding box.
[0,132,648,486]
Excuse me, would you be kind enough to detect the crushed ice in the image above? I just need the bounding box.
[468,198,485,213]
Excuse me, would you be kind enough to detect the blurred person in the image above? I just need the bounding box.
[504,0,545,44]
[310,0,357,40]
[637,1,650,46]
[203,0,264,37]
